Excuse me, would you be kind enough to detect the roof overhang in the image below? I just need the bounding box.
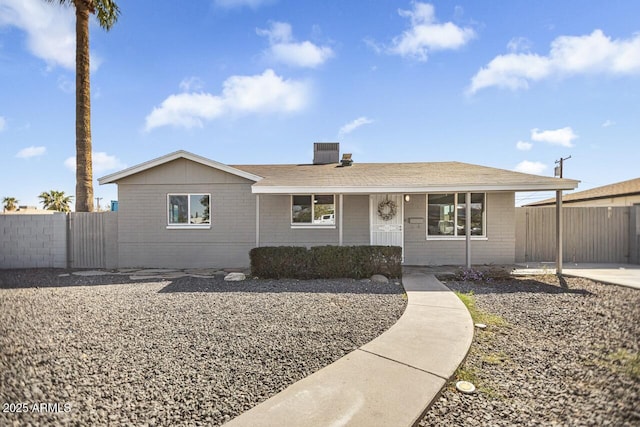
[98,150,263,185]
[251,181,580,194]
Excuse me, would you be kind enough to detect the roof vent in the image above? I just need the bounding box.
[341,153,353,167]
[313,142,339,165]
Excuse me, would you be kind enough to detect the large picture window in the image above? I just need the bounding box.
[427,193,485,237]
[291,195,335,226]
[168,194,210,227]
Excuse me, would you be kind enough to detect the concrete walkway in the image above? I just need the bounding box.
[514,263,640,290]
[224,272,474,427]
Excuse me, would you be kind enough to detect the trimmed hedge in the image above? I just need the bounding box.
[249,245,402,279]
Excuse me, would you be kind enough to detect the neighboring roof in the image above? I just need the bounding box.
[525,177,640,206]
[98,150,263,185]
[233,162,579,194]
[98,150,579,193]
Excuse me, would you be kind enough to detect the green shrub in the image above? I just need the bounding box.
[249,246,310,279]
[249,245,402,279]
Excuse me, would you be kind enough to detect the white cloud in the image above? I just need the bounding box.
[516,140,533,151]
[507,37,532,53]
[257,22,333,68]
[387,2,475,61]
[514,160,547,175]
[531,127,578,148]
[339,117,374,136]
[145,69,310,131]
[57,75,74,93]
[64,152,126,173]
[214,0,271,8]
[469,53,552,92]
[0,0,76,69]
[179,77,204,92]
[469,30,640,94]
[602,119,616,127]
[16,146,46,158]
[0,116,6,132]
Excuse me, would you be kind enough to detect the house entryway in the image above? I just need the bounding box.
[370,194,404,258]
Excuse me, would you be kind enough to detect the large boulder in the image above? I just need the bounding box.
[224,272,246,282]
[370,274,389,283]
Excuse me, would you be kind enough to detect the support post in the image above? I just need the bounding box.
[255,194,260,248]
[66,213,72,269]
[465,192,471,269]
[338,194,344,246]
[556,190,563,276]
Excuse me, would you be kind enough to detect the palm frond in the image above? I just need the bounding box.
[94,0,120,31]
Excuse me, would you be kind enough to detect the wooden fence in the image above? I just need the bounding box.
[515,206,639,264]
[68,212,118,268]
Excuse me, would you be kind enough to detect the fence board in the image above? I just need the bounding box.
[69,212,118,268]
[515,207,631,264]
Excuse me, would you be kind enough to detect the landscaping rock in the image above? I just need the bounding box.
[224,272,246,281]
[370,274,389,283]
[419,276,640,427]
[0,270,405,426]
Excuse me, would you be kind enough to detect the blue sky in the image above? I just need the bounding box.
[1,0,639,209]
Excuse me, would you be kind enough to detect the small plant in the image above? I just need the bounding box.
[455,365,480,384]
[454,266,513,283]
[454,291,507,327]
[455,268,487,282]
[482,351,510,366]
[607,349,640,379]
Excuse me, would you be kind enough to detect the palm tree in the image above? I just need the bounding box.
[45,0,120,212]
[3,197,19,212]
[39,191,73,213]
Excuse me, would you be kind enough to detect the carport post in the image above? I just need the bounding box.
[465,192,471,269]
[255,194,260,248]
[338,194,343,246]
[556,190,563,276]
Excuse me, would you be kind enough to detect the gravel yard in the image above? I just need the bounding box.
[0,270,406,426]
[420,275,640,427]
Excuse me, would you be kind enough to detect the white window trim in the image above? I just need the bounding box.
[166,193,211,229]
[290,194,336,228]
[426,192,487,239]
[427,236,489,241]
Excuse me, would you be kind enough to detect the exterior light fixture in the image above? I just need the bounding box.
[404,194,411,203]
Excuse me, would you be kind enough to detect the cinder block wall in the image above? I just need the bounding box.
[0,213,67,268]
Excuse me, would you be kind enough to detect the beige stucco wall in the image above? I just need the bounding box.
[116,159,256,268]
[403,192,516,265]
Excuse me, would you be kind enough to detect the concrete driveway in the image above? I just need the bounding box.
[514,263,640,290]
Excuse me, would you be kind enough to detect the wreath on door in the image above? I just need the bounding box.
[377,198,397,221]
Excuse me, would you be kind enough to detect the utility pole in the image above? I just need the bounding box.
[554,155,572,178]
[95,197,102,212]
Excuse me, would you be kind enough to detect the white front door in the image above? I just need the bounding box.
[370,194,404,257]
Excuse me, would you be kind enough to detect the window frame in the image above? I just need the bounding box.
[290,194,336,228]
[166,193,212,229]
[426,192,487,240]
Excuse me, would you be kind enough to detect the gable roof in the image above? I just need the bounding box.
[525,177,640,206]
[98,150,263,185]
[233,162,579,194]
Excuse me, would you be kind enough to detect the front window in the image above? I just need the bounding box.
[168,194,210,226]
[292,194,335,225]
[428,193,485,237]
